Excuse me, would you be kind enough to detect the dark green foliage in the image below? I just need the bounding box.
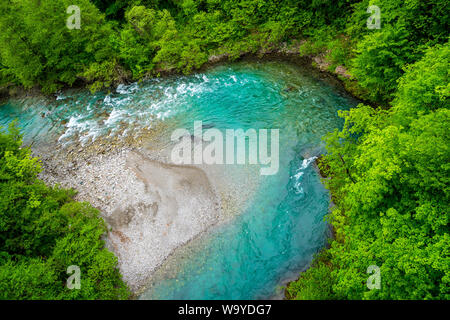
[0,0,119,93]
[285,251,335,300]
[0,0,448,95]
[347,0,449,45]
[0,123,130,299]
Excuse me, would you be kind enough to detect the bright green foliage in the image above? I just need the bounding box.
[0,123,130,299]
[393,44,450,122]
[286,251,335,300]
[0,0,362,90]
[288,42,450,300]
[82,58,127,93]
[0,0,448,95]
[0,0,118,93]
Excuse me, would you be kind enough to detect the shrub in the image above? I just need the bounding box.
[0,122,130,299]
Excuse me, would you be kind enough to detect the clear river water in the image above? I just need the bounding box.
[0,60,358,299]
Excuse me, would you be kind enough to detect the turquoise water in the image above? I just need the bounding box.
[0,60,358,299]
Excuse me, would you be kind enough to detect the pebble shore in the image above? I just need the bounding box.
[38,144,222,293]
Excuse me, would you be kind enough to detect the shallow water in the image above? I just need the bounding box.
[0,60,358,299]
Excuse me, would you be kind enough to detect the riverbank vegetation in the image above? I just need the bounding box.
[0,0,448,300]
[0,0,442,100]
[287,44,449,299]
[285,1,449,300]
[0,122,130,299]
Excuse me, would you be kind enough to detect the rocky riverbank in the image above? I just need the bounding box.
[38,144,222,293]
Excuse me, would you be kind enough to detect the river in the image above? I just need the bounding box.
[0,59,358,299]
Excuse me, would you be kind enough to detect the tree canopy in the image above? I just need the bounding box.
[0,123,130,299]
[287,41,449,300]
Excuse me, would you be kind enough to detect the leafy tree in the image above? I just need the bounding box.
[0,0,119,93]
[350,24,417,102]
[0,123,130,299]
[288,42,449,300]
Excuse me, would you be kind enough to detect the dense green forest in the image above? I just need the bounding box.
[0,0,448,299]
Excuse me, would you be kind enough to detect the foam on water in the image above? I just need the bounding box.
[292,156,317,195]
